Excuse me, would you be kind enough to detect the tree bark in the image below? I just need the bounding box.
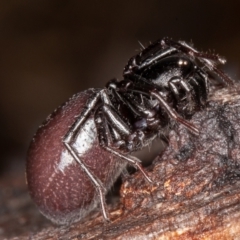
[5,85,240,239]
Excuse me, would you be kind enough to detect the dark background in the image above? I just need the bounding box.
[1,0,240,226]
[1,2,240,177]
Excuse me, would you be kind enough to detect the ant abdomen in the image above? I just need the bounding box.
[26,89,125,224]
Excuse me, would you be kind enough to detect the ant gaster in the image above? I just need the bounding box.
[26,37,232,224]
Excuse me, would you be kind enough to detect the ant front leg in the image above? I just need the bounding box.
[150,90,199,135]
[162,37,224,63]
[95,94,153,183]
[103,146,153,183]
[162,37,233,86]
[168,77,192,101]
[116,74,199,135]
[63,90,110,221]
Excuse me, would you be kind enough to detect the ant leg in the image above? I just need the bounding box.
[179,79,191,93]
[96,115,152,183]
[63,90,110,221]
[100,90,132,137]
[168,77,192,100]
[107,81,157,118]
[103,146,153,183]
[200,58,233,86]
[96,124,153,183]
[169,78,181,97]
[114,75,199,135]
[168,78,198,112]
[150,89,199,135]
[195,68,209,90]
[162,37,225,64]
[107,81,144,116]
[189,69,209,103]
[162,37,233,86]
[95,97,153,183]
[102,104,132,136]
[63,143,110,221]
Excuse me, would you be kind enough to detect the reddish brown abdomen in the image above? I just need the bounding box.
[26,89,124,224]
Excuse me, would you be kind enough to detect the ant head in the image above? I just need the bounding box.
[124,38,232,86]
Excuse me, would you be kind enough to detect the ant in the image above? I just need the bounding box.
[26,37,232,224]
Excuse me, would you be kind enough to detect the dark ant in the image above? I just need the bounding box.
[26,37,232,224]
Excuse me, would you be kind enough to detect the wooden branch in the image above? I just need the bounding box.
[7,85,240,239]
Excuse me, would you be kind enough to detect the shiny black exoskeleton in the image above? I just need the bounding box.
[27,37,233,224]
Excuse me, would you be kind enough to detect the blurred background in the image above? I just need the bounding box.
[1,0,240,237]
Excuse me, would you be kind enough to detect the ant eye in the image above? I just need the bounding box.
[178,59,189,66]
[176,58,193,74]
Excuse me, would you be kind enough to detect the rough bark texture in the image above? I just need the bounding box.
[2,85,240,239]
